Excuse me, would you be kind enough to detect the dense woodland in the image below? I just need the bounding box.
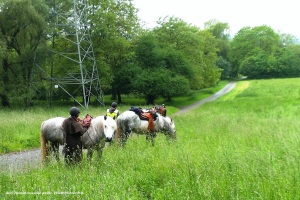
[1,0,300,108]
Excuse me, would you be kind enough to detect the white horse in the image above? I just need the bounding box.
[40,116,117,163]
[116,111,176,146]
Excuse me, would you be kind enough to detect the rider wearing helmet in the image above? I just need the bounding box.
[69,107,80,116]
[106,102,120,120]
[62,106,87,165]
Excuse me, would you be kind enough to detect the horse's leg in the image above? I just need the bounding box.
[163,131,170,141]
[151,132,157,146]
[45,142,53,163]
[87,146,94,160]
[146,132,151,141]
[96,140,106,160]
[119,130,129,147]
[51,142,60,162]
[146,131,156,146]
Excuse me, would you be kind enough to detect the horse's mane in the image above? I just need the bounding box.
[90,116,117,130]
[90,116,104,130]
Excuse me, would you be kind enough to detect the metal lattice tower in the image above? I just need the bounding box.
[34,0,104,109]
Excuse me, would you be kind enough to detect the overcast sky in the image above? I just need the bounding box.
[132,0,299,38]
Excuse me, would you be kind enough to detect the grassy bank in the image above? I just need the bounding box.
[1,78,300,199]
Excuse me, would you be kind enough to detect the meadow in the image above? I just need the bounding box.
[1,78,300,199]
[0,81,228,154]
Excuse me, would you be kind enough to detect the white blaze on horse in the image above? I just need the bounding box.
[40,115,117,163]
[115,110,176,146]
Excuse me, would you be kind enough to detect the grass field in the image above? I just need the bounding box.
[1,78,300,199]
[0,81,228,154]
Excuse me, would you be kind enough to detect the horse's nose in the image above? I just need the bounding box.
[105,137,112,142]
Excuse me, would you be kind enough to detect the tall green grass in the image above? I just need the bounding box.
[1,78,300,199]
[0,81,228,154]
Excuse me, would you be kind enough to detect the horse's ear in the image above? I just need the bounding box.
[104,115,107,120]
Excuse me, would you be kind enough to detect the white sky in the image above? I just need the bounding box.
[132,0,300,38]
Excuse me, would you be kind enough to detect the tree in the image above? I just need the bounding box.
[279,33,299,46]
[275,44,300,77]
[132,31,190,104]
[229,25,280,78]
[0,0,48,107]
[153,17,221,89]
[132,68,189,104]
[239,50,274,79]
[89,0,141,103]
[205,19,232,79]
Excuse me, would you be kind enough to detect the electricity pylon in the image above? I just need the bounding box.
[34,0,104,109]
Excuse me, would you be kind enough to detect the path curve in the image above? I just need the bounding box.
[173,81,237,115]
[0,81,237,173]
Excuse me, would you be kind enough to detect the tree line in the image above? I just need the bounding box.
[1,0,299,108]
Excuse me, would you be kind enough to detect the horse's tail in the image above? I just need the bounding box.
[116,118,124,139]
[116,117,131,146]
[40,121,47,163]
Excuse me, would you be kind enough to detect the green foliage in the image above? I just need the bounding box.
[131,68,190,104]
[275,44,300,77]
[240,50,273,79]
[1,0,299,111]
[229,25,281,77]
[217,56,231,79]
[154,18,221,89]
[205,20,231,80]
[130,17,221,104]
[132,31,193,104]
[90,0,141,99]
[0,0,49,107]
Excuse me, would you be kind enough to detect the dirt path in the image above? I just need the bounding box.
[0,81,237,173]
[173,81,237,115]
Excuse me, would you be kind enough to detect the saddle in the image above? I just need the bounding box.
[78,114,93,128]
[130,107,158,132]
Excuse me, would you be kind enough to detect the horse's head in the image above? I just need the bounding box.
[103,115,117,142]
[159,115,176,139]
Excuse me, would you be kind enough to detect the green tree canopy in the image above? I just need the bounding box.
[275,44,300,77]
[229,25,280,77]
[90,0,141,102]
[131,31,190,104]
[0,0,48,107]
[205,19,231,79]
[153,17,221,89]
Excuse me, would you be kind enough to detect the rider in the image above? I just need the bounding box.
[62,107,87,165]
[106,102,120,120]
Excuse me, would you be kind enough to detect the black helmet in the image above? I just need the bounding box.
[111,102,117,107]
[70,107,80,116]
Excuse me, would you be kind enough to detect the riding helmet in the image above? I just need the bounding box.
[69,107,80,116]
[111,102,117,108]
